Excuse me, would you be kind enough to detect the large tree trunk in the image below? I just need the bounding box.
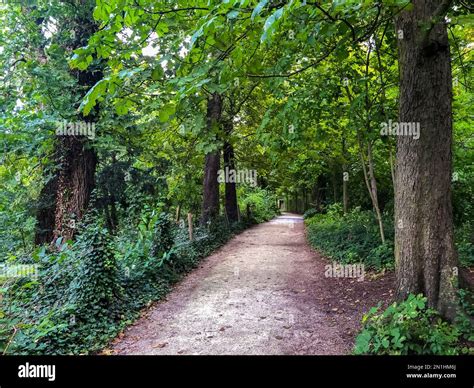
[201,93,222,225]
[53,137,97,241]
[395,0,457,320]
[52,11,101,242]
[34,4,100,244]
[32,11,56,245]
[223,120,239,224]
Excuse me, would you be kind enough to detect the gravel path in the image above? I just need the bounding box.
[110,213,394,355]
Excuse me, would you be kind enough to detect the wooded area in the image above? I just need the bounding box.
[0,0,472,356]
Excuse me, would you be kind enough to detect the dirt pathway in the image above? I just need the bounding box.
[110,213,394,355]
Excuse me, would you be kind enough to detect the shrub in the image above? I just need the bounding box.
[455,222,474,268]
[455,289,474,347]
[238,187,279,223]
[305,205,394,269]
[366,241,395,270]
[8,219,125,355]
[68,223,123,321]
[354,294,460,355]
[303,208,318,219]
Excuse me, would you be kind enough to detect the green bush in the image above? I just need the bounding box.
[7,219,125,355]
[354,294,460,355]
[238,187,279,223]
[303,208,319,219]
[366,241,395,270]
[455,289,474,345]
[305,205,394,269]
[455,222,474,267]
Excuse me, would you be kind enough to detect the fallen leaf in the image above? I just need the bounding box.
[152,342,168,348]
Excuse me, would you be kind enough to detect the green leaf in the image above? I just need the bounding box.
[159,104,176,122]
[151,66,164,81]
[227,10,240,19]
[80,78,108,116]
[252,0,268,20]
[261,7,284,43]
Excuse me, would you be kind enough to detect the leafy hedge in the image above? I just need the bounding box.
[305,204,394,270]
[305,204,473,270]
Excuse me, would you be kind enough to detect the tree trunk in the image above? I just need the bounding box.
[34,6,101,244]
[312,175,324,212]
[34,175,58,244]
[389,148,396,195]
[104,197,118,234]
[395,0,457,320]
[30,10,58,244]
[223,120,239,223]
[303,188,307,212]
[367,142,385,243]
[175,204,181,222]
[332,166,338,204]
[359,139,385,243]
[342,176,349,214]
[201,93,222,225]
[52,13,101,242]
[53,136,97,241]
[342,138,349,214]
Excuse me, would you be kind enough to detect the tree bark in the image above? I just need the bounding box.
[53,136,97,241]
[395,0,458,320]
[175,204,181,222]
[223,120,239,223]
[201,93,222,225]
